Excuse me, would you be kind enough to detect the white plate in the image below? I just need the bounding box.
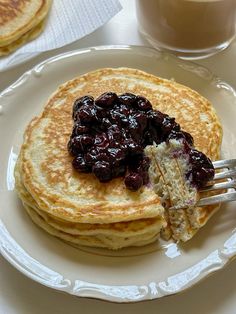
[0,45,236,303]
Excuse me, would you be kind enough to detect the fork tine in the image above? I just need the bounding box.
[198,191,236,206]
[214,169,236,180]
[200,179,236,192]
[213,159,236,169]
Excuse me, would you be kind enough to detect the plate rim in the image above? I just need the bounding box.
[1,44,236,303]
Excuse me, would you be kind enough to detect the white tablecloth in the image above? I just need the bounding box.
[1,1,236,313]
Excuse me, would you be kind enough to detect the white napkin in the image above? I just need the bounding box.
[0,0,122,71]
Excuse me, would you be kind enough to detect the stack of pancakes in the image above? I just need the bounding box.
[0,0,52,56]
[14,68,222,249]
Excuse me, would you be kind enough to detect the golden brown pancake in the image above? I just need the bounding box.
[15,67,223,249]
[14,154,165,249]
[0,0,51,50]
[0,19,45,56]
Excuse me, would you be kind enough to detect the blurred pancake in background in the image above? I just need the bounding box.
[0,0,52,55]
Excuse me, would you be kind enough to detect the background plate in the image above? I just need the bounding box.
[0,45,236,303]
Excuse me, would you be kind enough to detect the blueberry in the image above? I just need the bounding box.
[183,131,194,146]
[124,139,143,156]
[72,123,89,136]
[131,112,147,131]
[136,95,152,111]
[100,118,112,130]
[189,149,212,166]
[95,152,110,162]
[72,155,91,172]
[188,149,214,187]
[128,119,141,142]
[118,93,137,105]
[161,116,178,134]
[107,147,126,165]
[95,106,107,120]
[168,130,194,146]
[80,134,94,148]
[94,133,109,148]
[110,110,127,125]
[168,130,186,142]
[125,173,143,191]
[107,125,122,141]
[117,104,130,115]
[84,150,98,166]
[68,135,94,155]
[73,96,94,119]
[92,161,112,182]
[76,105,97,124]
[148,110,166,125]
[67,137,83,155]
[95,92,118,108]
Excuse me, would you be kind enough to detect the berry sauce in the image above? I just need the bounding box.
[68,92,214,191]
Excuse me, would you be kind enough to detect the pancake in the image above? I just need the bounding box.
[15,67,222,249]
[14,155,165,249]
[0,0,52,47]
[0,18,45,56]
[24,204,161,249]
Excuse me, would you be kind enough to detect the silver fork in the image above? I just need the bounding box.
[198,159,236,206]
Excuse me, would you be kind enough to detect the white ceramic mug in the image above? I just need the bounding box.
[136,0,236,59]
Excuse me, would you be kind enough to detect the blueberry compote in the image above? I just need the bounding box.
[68,92,214,191]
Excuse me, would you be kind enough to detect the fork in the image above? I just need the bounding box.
[198,159,236,206]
